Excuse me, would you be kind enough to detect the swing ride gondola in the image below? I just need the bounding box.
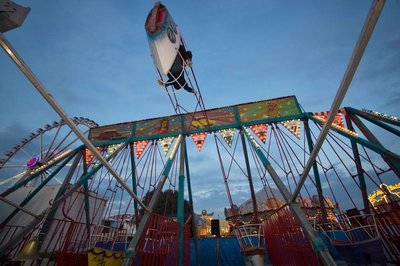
[0,0,400,265]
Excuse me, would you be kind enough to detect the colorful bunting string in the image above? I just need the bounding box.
[219,128,235,147]
[160,137,174,156]
[249,124,268,143]
[134,140,149,158]
[281,119,301,139]
[191,132,207,152]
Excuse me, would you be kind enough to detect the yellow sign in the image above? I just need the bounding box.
[88,247,124,266]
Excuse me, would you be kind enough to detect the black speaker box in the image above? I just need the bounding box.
[211,219,220,236]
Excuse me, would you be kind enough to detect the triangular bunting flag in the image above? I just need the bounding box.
[134,140,149,158]
[84,147,100,165]
[249,124,268,143]
[313,111,345,128]
[160,137,174,156]
[219,128,235,147]
[333,113,344,128]
[312,115,358,137]
[191,132,207,152]
[84,148,94,165]
[281,119,301,139]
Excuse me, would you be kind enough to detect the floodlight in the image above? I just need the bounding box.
[0,0,30,33]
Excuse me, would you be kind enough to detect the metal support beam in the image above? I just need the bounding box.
[291,0,386,202]
[243,129,336,265]
[177,138,186,266]
[0,195,41,219]
[348,112,400,178]
[0,149,77,198]
[122,135,182,266]
[239,129,259,222]
[0,144,123,254]
[0,32,148,212]
[345,107,400,137]
[38,151,83,243]
[307,114,399,157]
[0,150,77,228]
[129,143,139,229]
[303,119,328,224]
[83,180,92,239]
[343,114,370,211]
[184,140,200,266]
[346,107,400,128]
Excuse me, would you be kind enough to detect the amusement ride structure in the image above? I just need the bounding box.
[0,0,399,265]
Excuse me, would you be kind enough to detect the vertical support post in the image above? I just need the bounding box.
[243,129,336,266]
[83,181,92,238]
[239,129,259,222]
[82,151,92,239]
[122,135,183,266]
[344,113,370,212]
[303,119,328,224]
[177,138,186,266]
[184,141,200,266]
[129,143,139,229]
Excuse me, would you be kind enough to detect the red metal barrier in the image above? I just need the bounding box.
[136,213,190,266]
[264,207,321,266]
[371,202,400,263]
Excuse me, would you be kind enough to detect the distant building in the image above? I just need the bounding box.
[369,182,400,206]
[195,210,230,237]
[224,187,337,227]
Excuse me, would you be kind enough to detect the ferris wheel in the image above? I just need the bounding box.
[0,118,98,188]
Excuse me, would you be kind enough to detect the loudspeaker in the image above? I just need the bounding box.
[211,219,220,236]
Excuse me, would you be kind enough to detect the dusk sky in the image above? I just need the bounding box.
[1,0,399,217]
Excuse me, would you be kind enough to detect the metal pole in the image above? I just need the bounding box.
[243,129,336,266]
[303,119,328,224]
[82,153,92,240]
[0,142,124,254]
[0,149,76,197]
[347,108,400,136]
[0,32,149,212]
[343,113,370,212]
[177,138,186,266]
[291,0,386,202]
[0,150,77,228]
[348,112,400,177]
[184,140,200,266]
[307,113,399,157]
[38,151,83,243]
[122,135,182,266]
[129,143,140,229]
[239,129,259,222]
[0,196,41,219]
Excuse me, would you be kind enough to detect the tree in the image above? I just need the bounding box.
[140,189,191,216]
